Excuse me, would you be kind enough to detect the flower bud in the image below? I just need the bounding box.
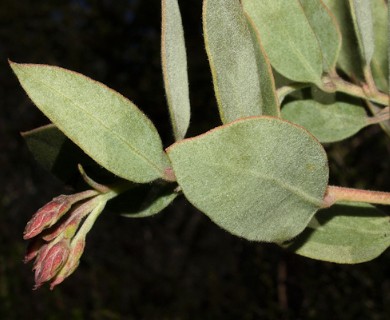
[33,239,70,290]
[24,195,72,240]
[41,200,98,242]
[24,190,99,240]
[50,237,86,290]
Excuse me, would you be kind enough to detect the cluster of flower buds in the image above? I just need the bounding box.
[23,190,104,290]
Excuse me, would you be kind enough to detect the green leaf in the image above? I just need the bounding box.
[167,117,329,242]
[107,182,178,218]
[282,100,368,143]
[203,0,263,123]
[243,0,323,86]
[245,14,280,117]
[348,0,375,65]
[284,202,390,264]
[322,0,363,79]
[10,62,170,183]
[161,0,191,140]
[371,0,388,92]
[299,0,342,73]
[22,124,93,184]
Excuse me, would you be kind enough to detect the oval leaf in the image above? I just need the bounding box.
[161,0,191,140]
[299,0,342,73]
[284,202,390,263]
[371,0,388,92]
[203,0,263,123]
[245,14,280,117]
[282,100,368,143]
[348,0,375,65]
[243,0,323,85]
[322,0,363,79]
[167,117,329,242]
[11,62,170,183]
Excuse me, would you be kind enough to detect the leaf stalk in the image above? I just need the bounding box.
[323,185,390,208]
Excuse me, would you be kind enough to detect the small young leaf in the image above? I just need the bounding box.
[299,0,342,73]
[371,0,388,92]
[282,100,368,143]
[11,62,170,183]
[167,117,329,242]
[22,124,94,184]
[284,203,390,264]
[203,0,263,123]
[243,0,323,86]
[245,14,280,117]
[107,182,178,218]
[161,0,191,141]
[348,0,375,65]
[322,0,363,79]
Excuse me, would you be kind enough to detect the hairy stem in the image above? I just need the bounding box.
[322,186,390,208]
[366,107,390,125]
[323,75,389,106]
[363,65,379,96]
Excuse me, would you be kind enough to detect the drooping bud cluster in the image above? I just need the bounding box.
[23,190,101,290]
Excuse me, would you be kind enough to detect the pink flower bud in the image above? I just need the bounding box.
[50,237,86,290]
[23,195,72,240]
[41,200,97,242]
[23,190,99,240]
[33,239,70,290]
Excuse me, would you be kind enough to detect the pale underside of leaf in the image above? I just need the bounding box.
[203,0,263,123]
[161,0,191,141]
[11,62,170,183]
[243,0,323,85]
[167,117,329,242]
[245,13,280,117]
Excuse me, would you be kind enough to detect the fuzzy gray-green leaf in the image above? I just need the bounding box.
[348,0,375,65]
[299,0,341,73]
[282,100,368,143]
[284,202,390,264]
[161,0,190,140]
[371,0,388,92]
[246,14,280,117]
[11,62,170,183]
[243,0,323,85]
[167,117,329,242]
[322,0,363,79]
[203,0,263,123]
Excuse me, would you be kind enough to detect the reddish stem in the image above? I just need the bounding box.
[323,186,390,208]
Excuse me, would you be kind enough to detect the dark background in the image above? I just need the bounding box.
[1,1,390,319]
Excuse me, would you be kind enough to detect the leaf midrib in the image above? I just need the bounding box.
[204,159,325,207]
[20,66,164,177]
